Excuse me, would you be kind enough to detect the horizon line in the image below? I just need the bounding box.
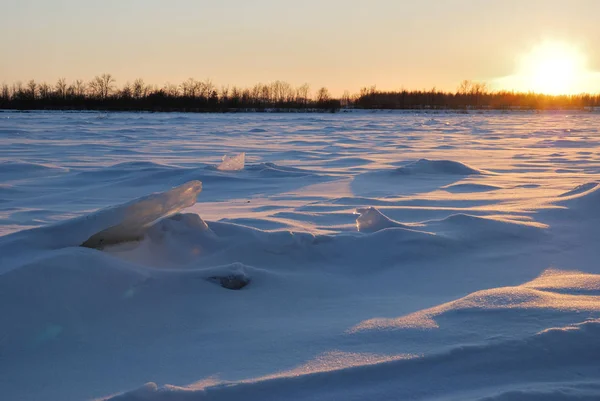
[3,76,600,98]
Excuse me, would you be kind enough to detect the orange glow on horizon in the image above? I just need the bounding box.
[493,41,600,95]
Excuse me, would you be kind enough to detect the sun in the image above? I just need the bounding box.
[517,41,587,95]
[493,41,596,95]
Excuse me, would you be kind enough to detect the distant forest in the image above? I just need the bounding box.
[1,75,600,112]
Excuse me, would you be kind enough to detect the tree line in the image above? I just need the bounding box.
[353,81,600,110]
[0,74,339,112]
[1,76,600,112]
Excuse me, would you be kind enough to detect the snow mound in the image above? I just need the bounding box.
[0,161,68,178]
[394,159,484,175]
[105,318,600,401]
[442,183,502,193]
[556,182,600,214]
[355,207,410,232]
[217,152,245,171]
[352,269,600,332]
[0,181,202,271]
[523,268,600,295]
[558,182,599,198]
[426,213,547,241]
[106,382,159,400]
[0,253,260,355]
[245,162,319,178]
[474,383,600,401]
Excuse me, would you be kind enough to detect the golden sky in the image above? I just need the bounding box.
[2,0,600,95]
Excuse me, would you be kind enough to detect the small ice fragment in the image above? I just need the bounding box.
[355,207,406,232]
[217,152,245,171]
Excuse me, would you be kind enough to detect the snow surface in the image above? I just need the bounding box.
[2,110,600,400]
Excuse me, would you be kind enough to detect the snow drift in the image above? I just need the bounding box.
[352,269,600,332]
[394,159,484,175]
[105,317,600,401]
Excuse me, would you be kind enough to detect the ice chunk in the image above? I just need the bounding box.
[217,152,245,171]
[80,181,203,248]
[355,207,408,232]
[0,181,203,273]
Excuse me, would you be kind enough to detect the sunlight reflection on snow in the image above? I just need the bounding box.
[351,268,600,333]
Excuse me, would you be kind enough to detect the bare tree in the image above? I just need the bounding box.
[271,81,293,103]
[360,85,377,97]
[201,78,214,99]
[251,83,262,103]
[271,81,282,103]
[89,74,115,99]
[55,78,67,99]
[73,80,86,97]
[146,83,158,94]
[181,78,199,97]
[457,80,472,95]
[471,81,488,107]
[230,86,241,104]
[261,84,272,103]
[27,80,37,99]
[88,80,100,98]
[120,82,132,98]
[472,82,488,95]
[38,82,51,99]
[132,78,146,99]
[101,74,116,98]
[1,83,9,101]
[220,85,229,101]
[162,82,180,97]
[296,83,310,105]
[241,88,251,104]
[316,87,331,103]
[341,90,351,107]
[12,82,24,99]
[283,82,295,102]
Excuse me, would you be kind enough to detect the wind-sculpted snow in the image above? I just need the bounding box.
[351,269,600,332]
[554,182,600,219]
[0,161,69,179]
[3,111,600,401]
[105,318,600,401]
[442,182,503,193]
[245,162,322,177]
[354,207,546,244]
[558,181,600,202]
[394,158,484,175]
[427,213,548,241]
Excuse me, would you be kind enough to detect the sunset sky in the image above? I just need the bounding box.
[2,0,600,95]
